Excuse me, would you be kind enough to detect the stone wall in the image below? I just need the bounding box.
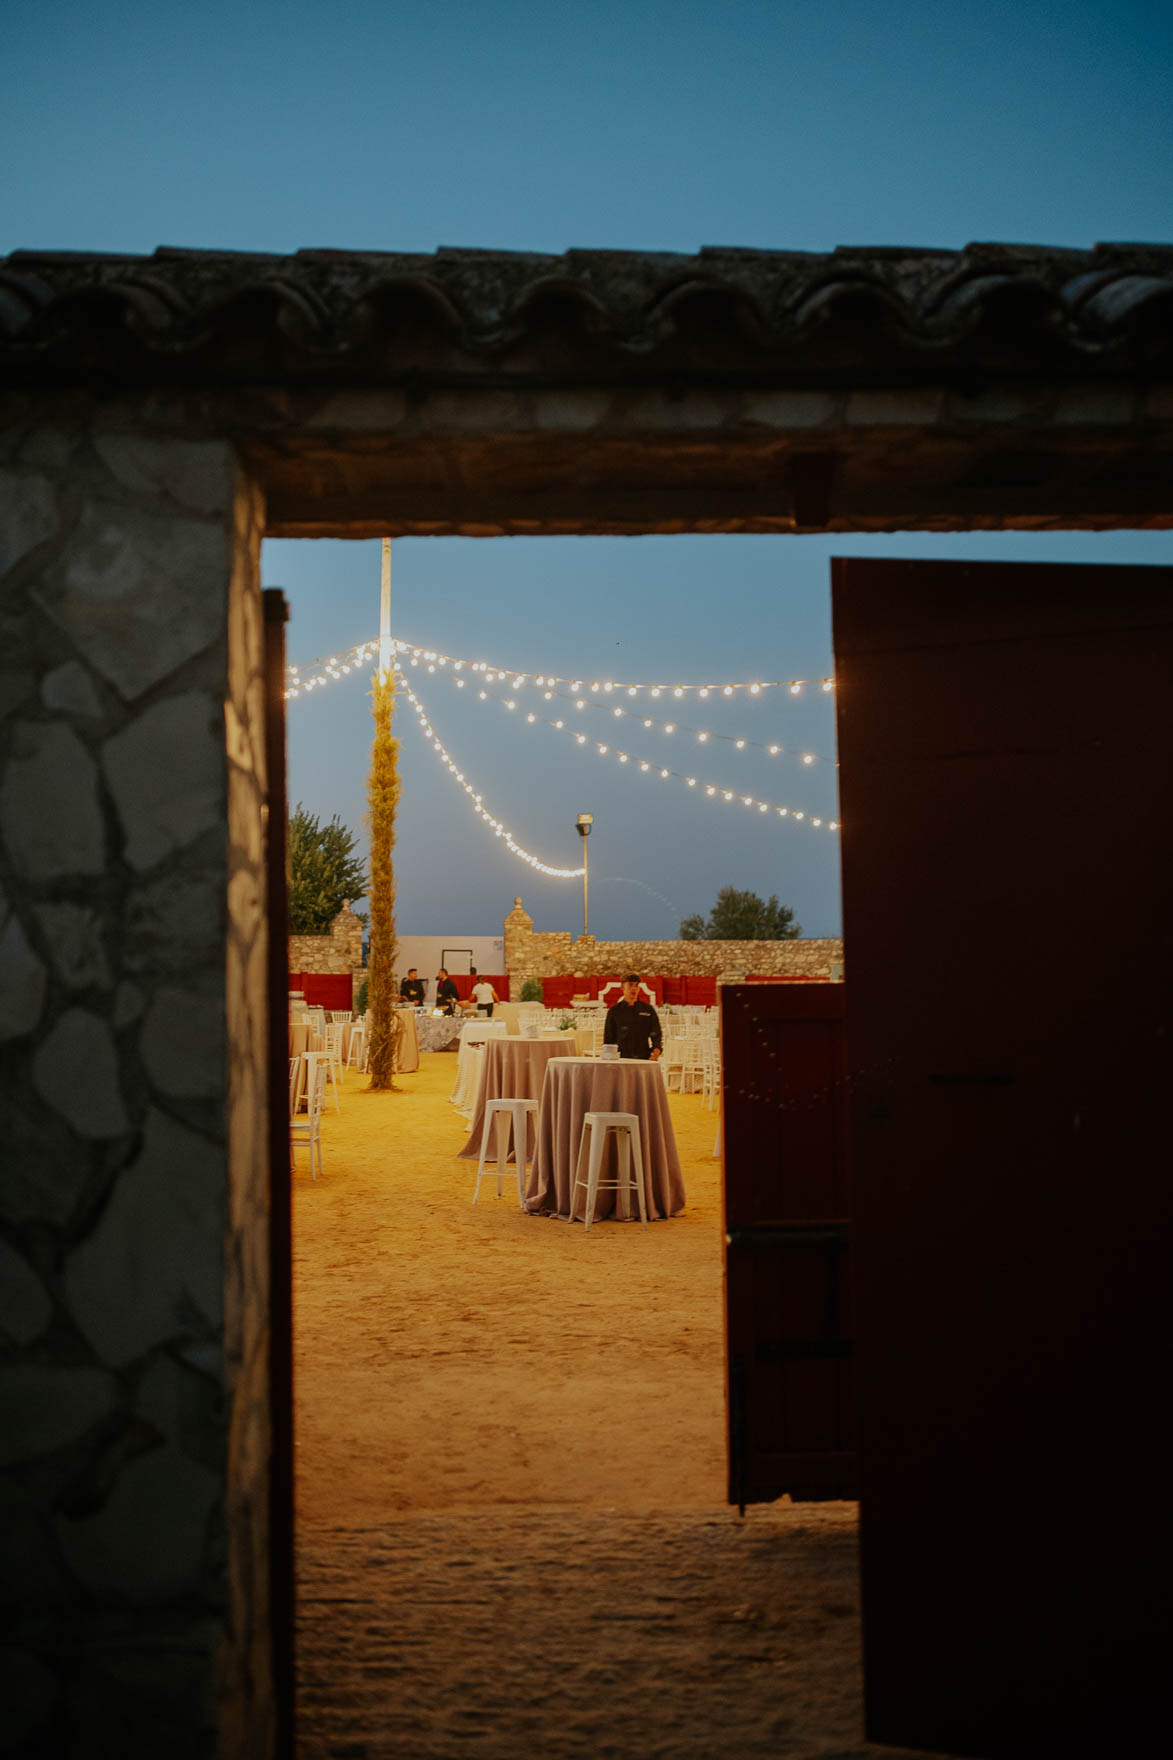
[503,898,841,997]
[0,400,272,1758]
[289,904,363,975]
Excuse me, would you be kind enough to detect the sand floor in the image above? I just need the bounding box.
[292,1051,887,1757]
[292,1050,730,1522]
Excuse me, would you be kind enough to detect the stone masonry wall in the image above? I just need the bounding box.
[503,898,841,998]
[289,904,363,975]
[0,398,272,1759]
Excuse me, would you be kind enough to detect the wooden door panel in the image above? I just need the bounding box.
[833,557,1173,1758]
[722,983,856,1508]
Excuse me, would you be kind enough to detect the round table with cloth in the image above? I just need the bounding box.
[526,1056,685,1222]
[457,1036,578,1161]
[394,1008,421,1072]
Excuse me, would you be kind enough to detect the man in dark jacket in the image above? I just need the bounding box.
[399,968,426,1007]
[435,968,461,1014]
[603,973,662,1060]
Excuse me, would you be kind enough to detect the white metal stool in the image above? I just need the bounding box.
[473,1098,538,1207]
[573,1111,648,1230]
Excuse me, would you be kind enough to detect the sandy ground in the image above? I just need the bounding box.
[292,1050,729,1522]
[292,1052,912,1757]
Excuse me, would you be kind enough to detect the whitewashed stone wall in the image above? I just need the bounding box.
[0,398,272,1758]
[503,897,842,997]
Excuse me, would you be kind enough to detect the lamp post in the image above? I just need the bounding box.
[575,813,593,936]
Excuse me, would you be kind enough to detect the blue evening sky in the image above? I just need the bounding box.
[6,1,1170,943]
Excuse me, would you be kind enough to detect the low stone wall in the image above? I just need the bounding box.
[289,904,363,975]
[503,898,842,998]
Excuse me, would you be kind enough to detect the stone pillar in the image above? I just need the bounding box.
[0,406,272,1757]
[503,896,533,1000]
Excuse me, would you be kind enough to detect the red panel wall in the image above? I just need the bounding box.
[288,972,353,1009]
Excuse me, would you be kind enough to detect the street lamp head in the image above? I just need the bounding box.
[576,812,593,837]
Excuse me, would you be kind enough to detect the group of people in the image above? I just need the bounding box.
[393,967,663,1060]
[396,967,499,1016]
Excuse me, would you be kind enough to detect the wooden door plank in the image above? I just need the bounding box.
[833,557,1173,1758]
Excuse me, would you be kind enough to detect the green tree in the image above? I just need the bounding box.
[288,805,368,934]
[680,886,801,941]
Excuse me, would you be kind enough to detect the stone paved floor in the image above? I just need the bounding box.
[295,1503,947,1760]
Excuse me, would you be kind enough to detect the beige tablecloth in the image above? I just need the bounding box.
[395,1008,420,1073]
[527,1056,685,1222]
[458,1037,577,1160]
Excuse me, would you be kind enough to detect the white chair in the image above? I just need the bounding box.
[328,1009,353,1024]
[573,1111,647,1231]
[700,1036,721,1109]
[291,1058,325,1180]
[659,1036,688,1092]
[304,1049,340,1117]
[473,1098,538,1207]
[682,1037,706,1094]
[323,1022,346,1098]
[346,1019,367,1071]
[288,1057,301,1120]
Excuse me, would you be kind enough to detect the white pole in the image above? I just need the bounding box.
[379,537,392,680]
[583,835,589,937]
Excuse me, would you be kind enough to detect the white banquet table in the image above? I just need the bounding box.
[451,1020,507,1110]
[526,1056,685,1222]
[458,1037,577,1161]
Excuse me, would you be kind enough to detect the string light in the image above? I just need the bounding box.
[395,667,585,878]
[401,663,838,834]
[286,638,840,835]
[284,632,834,700]
[427,664,835,764]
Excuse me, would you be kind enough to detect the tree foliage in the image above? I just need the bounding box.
[288,805,367,934]
[680,886,801,941]
[365,670,402,1090]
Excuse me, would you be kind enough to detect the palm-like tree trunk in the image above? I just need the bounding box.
[366,670,401,1089]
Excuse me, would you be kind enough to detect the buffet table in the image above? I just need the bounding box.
[526,1056,685,1222]
[458,1037,578,1161]
[413,1011,462,1053]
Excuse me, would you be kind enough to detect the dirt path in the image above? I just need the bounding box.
[292,1052,891,1757]
[296,1506,872,1760]
[292,1051,729,1522]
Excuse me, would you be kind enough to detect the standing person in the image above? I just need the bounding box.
[603,974,662,1061]
[435,967,460,1015]
[471,973,498,1016]
[399,968,426,1007]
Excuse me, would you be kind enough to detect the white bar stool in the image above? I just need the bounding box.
[473,1098,538,1207]
[573,1111,647,1231]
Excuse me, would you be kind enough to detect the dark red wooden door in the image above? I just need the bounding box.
[833,557,1173,1759]
[722,981,856,1509]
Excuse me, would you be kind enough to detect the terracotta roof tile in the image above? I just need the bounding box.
[1,241,1170,386]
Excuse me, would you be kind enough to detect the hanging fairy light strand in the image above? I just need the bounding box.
[431,664,835,767]
[400,667,839,837]
[395,668,585,879]
[285,637,833,762]
[283,634,835,700]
